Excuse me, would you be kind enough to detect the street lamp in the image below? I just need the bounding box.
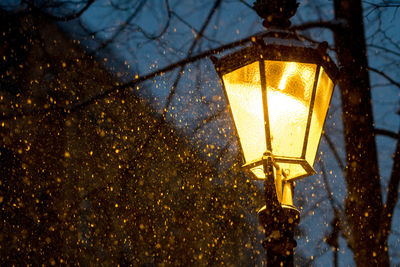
[211,1,338,266]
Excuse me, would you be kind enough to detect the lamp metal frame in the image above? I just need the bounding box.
[211,33,338,181]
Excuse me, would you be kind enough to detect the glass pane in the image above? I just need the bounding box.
[222,62,266,164]
[306,67,334,165]
[265,61,316,158]
[264,60,317,179]
[250,166,266,179]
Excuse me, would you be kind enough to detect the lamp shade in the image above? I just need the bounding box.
[212,35,337,181]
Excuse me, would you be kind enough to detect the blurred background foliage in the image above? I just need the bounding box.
[0,10,262,265]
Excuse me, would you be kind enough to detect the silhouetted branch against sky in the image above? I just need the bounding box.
[0,19,346,121]
[382,128,400,233]
[23,0,95,21]
[364,1,400,8]
[368,66,400,89]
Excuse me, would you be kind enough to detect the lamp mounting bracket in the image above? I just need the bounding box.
[253,0,299,29]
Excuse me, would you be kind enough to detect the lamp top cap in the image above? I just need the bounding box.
[253,0,299,29]
[212,33,338,83]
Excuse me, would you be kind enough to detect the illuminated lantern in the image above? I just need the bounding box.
[212,33,337,182]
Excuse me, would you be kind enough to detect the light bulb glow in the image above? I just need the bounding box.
[278,62,297,90]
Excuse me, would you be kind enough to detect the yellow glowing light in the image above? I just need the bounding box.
[278,62,297,90]
[222,60,333,180]
[305,68,334,165]
[267,89,309,158]
[223,62,265,164]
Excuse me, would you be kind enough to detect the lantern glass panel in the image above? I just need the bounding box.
[264,60,317,178]
[265,60,317,157]
[250,166,265,179]
[220,56,332,180]
[305,67,335,165]
[222,61,266,164]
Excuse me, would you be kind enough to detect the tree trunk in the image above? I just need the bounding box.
[333,0,389,265]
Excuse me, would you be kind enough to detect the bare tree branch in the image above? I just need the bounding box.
[163,0,222,114]
[1,22,343,121]
[363,1,400,8]
[368,66,400,89]
[322,133,346,172]
[318,159,343,212]
[368,44,400,58]
[292,20,346,32]
[237,0,253,9]
[380,127,400,241]
[24,0,95,21]
[375,128,399,140]
[95,0,148,52]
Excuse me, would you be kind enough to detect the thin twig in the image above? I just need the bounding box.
[322,133,346,172]
[24,0,95,21]
[368,66,400,89]
[1,20,344,120]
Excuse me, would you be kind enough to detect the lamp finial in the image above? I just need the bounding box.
[253,0,299,29]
